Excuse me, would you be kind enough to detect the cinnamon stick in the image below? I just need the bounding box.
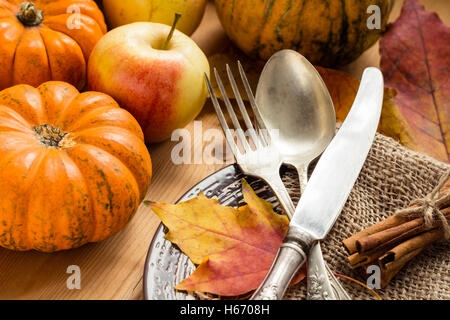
[356,211,450,254]
[348,248,386,269]
[347,208,449,269]
[342,214,410,254]
[378,228,445,288]
[343,175,450,255]
[342,171,450,288]
[379,227,445,267]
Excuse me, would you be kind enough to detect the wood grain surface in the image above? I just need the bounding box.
[0,0,447,300]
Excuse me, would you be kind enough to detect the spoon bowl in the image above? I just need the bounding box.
[255,49,336,189]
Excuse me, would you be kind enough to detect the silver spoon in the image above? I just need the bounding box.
[255,49,350,300]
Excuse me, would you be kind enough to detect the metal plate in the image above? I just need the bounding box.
[143,164,300,300]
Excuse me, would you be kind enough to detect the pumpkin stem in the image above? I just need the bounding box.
[17,2,43,27]
[161,13,182,50]
[33,124,75,149]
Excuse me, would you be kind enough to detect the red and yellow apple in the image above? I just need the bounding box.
[87,21,210,143]
[102,0,207,36]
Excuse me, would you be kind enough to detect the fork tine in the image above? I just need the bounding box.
[204,73,239,159]
[237,61,272,146]
[226,64,262,149]
[214,68,252,153]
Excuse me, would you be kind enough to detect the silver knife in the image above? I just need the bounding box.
[251,67,384,300]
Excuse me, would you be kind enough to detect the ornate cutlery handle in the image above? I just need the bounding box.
[307,242,351,300]
[251,227,313,300]
[296,164,351,300]
[262,170,351,300]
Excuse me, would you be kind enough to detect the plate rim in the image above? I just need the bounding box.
[142,164,238,300]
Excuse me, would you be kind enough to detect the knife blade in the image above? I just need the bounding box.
[251,67,384,300]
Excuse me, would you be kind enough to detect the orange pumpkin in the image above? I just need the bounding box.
[0,81,152,252]
[0,0,107,90]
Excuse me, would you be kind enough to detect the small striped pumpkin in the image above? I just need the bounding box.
[214,0,392,66]
[0,81,152,252]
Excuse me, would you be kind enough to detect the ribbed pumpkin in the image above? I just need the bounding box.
[0,81,152,252]
[214,0,392,66]
[0,0,107,91]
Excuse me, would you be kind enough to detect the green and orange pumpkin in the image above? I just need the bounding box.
[0,0,106,90]
[0,81,152,252]
[214,0,393,66]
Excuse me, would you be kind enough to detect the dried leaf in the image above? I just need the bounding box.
[150,180,305,297]
[316,67,414,145]
[315,66,360,122]
[380,0,450,162]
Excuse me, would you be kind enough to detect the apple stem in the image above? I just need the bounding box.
[161,13,182,50]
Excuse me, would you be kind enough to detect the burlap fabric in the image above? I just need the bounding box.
[281,133,450,300]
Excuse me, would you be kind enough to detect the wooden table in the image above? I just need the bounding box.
[0,0,448,300]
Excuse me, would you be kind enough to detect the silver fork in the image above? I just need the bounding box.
[205,64,350,300]
[206,66,295,219]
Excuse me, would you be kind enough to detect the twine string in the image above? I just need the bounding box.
[395,170,450,239]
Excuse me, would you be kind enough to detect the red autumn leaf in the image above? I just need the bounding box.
[150,179,305,297]
[380,0,450,163]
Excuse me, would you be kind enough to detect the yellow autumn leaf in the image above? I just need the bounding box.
[149,179,305,297]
